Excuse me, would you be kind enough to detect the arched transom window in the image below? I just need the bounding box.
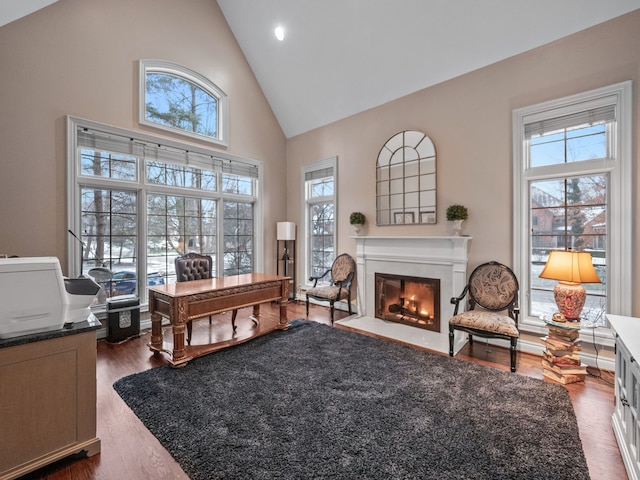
[139,60,228,145]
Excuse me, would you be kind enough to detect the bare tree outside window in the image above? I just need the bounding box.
[145,73,218,139]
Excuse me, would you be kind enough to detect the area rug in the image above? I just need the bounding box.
[114,320,590,479]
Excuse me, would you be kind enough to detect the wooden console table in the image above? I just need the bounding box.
[148,273,290,366]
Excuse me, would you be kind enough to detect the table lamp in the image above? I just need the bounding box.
[539,250,601,321]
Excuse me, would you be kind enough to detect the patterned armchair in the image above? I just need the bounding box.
[448,261,520,372]
[306,253,356,324]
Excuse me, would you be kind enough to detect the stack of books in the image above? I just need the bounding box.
[541,323,586,384]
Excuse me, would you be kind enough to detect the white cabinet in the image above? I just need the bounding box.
[609,314,640,480]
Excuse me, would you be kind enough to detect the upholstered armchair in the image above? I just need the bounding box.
[448,261,520,372]
[306,253,356,323]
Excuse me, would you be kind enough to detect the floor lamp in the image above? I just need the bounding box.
[277,222,296,299]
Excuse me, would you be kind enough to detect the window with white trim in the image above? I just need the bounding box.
[139,60,228,146]
[302,157,337,283]
[68,117,260,308]
[513,81,632,331]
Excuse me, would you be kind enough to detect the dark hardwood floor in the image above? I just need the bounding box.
[21,301,625,480]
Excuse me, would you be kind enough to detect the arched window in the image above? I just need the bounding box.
[139,60,228,145]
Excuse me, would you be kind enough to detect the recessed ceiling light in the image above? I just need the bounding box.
[275,26,285,41]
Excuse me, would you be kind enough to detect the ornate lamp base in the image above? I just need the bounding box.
[553,281,586,320]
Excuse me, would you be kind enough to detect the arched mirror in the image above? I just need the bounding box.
[376,130,436,225]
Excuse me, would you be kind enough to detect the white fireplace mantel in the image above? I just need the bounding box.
[338,236,471,353]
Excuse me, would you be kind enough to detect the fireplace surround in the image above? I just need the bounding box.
[338,236,470,354]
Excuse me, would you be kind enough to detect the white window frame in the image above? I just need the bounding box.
[67,116,263,309]
[300,156,338,286]
[139,60,228,146]
[512,81,632,344]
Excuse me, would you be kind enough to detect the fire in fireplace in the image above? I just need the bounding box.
[375,273,440,332]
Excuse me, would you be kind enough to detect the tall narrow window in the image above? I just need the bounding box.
[302,157,337,282]
[139,60,228,145]
[513,82,632,331]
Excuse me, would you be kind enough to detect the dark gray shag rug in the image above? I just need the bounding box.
[114,320,590,480]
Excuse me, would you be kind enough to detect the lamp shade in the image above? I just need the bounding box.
[277,222,296,241]
[539,251,601,284]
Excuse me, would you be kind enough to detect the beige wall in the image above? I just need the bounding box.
[0,3,638,318]
[0,0,286,273]
[286,9,640,317]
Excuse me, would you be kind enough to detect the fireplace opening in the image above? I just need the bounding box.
[375,273,440,332]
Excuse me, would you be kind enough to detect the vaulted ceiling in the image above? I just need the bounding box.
[217,1,640,138]
[3,1,640,138]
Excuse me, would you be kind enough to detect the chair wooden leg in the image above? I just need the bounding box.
[231,309,238,332]
[305,296,310,317]
[186,321,192,346]
[448,325,454,357]
[510,337,518,372]
[330,302,335,324]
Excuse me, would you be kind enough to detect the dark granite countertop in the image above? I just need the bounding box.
[0,314,102,349]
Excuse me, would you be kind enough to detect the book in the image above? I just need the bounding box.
[542,358,587,375]
[541,336,582,352]
[542,350,581,366]
[543,368,586,384]
[546,347,583,357]
[547,325,580,340]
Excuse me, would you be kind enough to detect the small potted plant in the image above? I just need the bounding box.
[446,204,468,236]
[350,211,366,234]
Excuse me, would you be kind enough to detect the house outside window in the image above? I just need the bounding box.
[513,81,632,333]
[302,157,337,283]
[68,117,261,308]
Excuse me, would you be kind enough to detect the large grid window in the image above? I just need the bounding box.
[68,117,260,307]
[303,158,337,282]
[513,82,632,332]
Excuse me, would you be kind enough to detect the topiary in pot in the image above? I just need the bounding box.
[350,212,366,234]
[446,205,468,236]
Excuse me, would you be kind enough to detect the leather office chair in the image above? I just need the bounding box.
[175,253,230,344]
[448,261,520,372]
[306,253,355,324]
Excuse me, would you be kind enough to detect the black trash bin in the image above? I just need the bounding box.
[106,294,140,342]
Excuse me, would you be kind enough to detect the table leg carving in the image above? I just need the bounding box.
[150,311,163,351]
[171,298,188,364]
[278,278,289,329]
